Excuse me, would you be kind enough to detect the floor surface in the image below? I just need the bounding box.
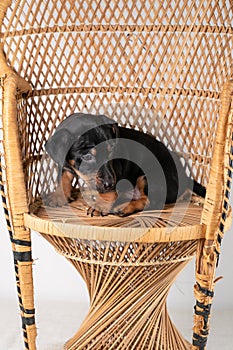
[0,299,232,349]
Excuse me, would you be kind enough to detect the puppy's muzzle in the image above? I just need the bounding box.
[70,162,116,193]
[96,162,116,193]
[96,178,115,193]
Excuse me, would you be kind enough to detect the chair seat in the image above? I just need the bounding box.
[24,193,209,349]
[24,192,213,243]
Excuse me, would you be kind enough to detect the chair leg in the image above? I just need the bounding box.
[13,255,37,350]
[192,239,217,350]
[0,164,37,350]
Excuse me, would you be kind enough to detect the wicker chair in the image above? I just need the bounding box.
[0,1,232,349]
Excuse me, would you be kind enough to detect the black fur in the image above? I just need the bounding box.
[45,113,206,214]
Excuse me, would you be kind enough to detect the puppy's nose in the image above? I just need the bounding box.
[104,181,113,190]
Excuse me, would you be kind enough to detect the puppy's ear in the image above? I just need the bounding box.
[45,129,74,167]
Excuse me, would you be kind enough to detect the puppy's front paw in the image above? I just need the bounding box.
[113,198,149,217]
[113,202,135,217]
[44,187,73,207]
[44,192,67,207]
[86,206,103,217]
[86,191,117,217]
[86,201,112,217]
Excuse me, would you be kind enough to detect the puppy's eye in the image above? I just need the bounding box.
[81,153,95,162]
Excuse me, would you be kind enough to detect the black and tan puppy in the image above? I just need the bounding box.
[45,113,206,216]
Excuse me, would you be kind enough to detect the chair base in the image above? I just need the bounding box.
[41,235,196,350]
[64,302,191,350]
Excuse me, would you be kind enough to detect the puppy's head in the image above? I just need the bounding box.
[45,113,118,193]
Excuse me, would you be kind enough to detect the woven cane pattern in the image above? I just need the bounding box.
[1,0,232,204]
[42,234,197,349]
[0,1,232,350]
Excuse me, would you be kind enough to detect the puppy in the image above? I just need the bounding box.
[45,113,206,216]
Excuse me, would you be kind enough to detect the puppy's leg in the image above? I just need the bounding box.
[113,176,150,217]
[45,170,74,207]
[87,191,118,216]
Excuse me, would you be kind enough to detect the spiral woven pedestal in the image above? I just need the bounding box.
[42,235,196,350]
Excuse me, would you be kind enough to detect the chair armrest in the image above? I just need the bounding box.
[0,38,36,349]
[0,43,32,230]
[193,81,233,349]
[201,80,233,241]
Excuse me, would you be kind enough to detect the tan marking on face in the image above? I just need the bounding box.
[69,159,75,166]
[90,148,97,156]
[68,160,93,182]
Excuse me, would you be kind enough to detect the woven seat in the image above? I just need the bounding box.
[0,1,232,349]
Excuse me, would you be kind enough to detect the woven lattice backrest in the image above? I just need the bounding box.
[1,0,233,203]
